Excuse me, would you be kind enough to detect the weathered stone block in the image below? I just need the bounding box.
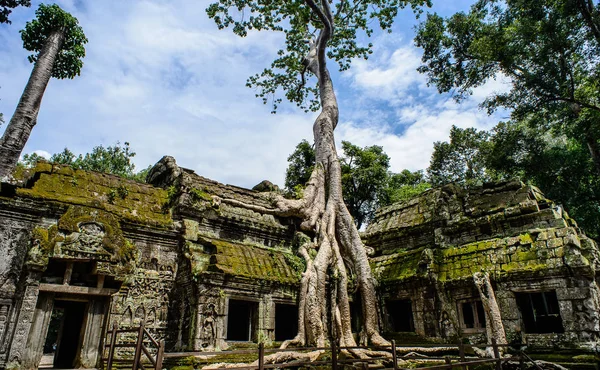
[547,237,564,248]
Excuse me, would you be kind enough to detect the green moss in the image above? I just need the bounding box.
[191,187,213,202]
[371,248,423,283]
[519,233,534,245]
[193,237,300,284]
[15,164,172,228]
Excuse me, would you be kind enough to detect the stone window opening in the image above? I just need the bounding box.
[458,300,486,332]
[274,303,298,341]
[226,299,259,342]
[515,291,564,334]
[386,300,415,332]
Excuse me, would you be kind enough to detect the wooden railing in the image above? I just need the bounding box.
[102,324,547,370]
[161,338,543,370]
[103,321,165,370]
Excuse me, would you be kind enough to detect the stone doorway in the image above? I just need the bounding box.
[23,293,110,369]
[226,299,259,342]
[387,300,415,332]
[44,300,87,368]
[274,304,298,341]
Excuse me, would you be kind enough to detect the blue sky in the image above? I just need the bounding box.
[0,0,509,189]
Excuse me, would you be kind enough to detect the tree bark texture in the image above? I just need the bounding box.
[0,29,65,179]
[585,133,600,177]
[219,0,387,350]
[473,272,507,356]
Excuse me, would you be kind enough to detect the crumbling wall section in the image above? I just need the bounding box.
[367,181,600,348]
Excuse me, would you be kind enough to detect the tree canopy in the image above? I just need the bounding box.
[285,139,315,194]
[415,0,600,174]
[19,142,150,182]
[428,125,493,186]
[207,0,430,113]
[0,0,30,24]
[285,140,429,228]
[21,3,87,79]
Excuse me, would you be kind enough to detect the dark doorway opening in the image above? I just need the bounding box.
[275,304,298,341]
[515,291,564,334]
[45,300,87,368]
[226,299,258,341]
[350,296,363,334]
[387,300,414,332]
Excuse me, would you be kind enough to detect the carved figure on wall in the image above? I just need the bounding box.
[26,239,45,268]
[134,306,145,324]
[201,303,218,348]
[123,306,133,326]
[61,222,109,256]
[440,311,456,339]
[147,308,156,326]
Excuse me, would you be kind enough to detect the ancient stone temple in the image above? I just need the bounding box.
[0,157,598,369]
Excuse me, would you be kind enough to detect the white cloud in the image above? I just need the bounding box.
[0,0,506,191]
[338,106,499,173]
[33,150,51,159]
[470,73,512,102]
[349,45,426,101]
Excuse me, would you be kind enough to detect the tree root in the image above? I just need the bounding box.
[201,350,324,369]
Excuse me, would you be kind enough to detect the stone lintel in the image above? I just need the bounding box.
[38,283,117,296]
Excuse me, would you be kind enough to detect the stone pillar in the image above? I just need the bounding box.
[79,298,107,368]
[22,293,54,369]
[7,279,41,367]
[0,299,14,367]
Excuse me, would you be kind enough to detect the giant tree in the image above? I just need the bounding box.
[0,4,87,179]
[207,0,429,349]
[415,0,600,177]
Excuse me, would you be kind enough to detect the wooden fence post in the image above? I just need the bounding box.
[331,340,338,370]
[458,341,467,370]
[258,342,265,370]
[491,338,501,370]
[519,352,525,370]
[156,339,165,370]
[133,322,145,370]
[106,322,118,370]
[391,339,398,370]
[444,356,452,369]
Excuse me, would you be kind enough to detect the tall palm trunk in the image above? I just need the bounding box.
[0,28,65,179]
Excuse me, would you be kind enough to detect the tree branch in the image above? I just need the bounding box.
[577,0,600,45]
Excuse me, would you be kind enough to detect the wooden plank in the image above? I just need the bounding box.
[106,323,118,370]
[39,283,118,296]
[141,345,156,366]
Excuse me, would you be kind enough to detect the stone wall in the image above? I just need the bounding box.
[0,157,301,368]
[366,181,600,348]
[1,160,599,369]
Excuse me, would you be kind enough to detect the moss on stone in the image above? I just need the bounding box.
[16,163,172,228]
[191,187,213,202]
[192,237,300,284]
[372,228,570,283]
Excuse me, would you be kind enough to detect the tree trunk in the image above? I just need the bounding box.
[0,28,65,179]
[473,272,507,356]
[576,0,600,46]
[219,0,388,350]
[585,133,600,177]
